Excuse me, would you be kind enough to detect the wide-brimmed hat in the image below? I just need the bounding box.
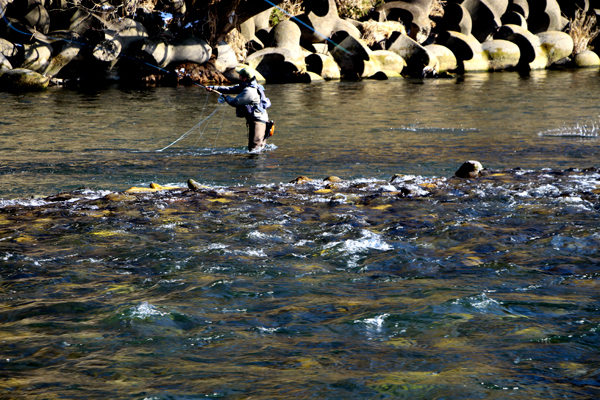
[238,68,255,80]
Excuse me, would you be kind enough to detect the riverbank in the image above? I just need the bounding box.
[1,0,600,91]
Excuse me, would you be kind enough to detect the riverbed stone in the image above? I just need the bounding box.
[0,68,49,91]
[455,160,484,178]
[574,50,600,67]
[290,176,312,184]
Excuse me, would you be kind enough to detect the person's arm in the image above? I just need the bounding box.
[225,87,259,106]
[207,83,243,94]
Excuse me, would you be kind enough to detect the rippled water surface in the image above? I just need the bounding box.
[1,69,600,399]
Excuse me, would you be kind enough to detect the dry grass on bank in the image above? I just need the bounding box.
[360,20,406,47]
[335,0,381,20]
[568,8,600,56]
[225,29,248,62]
[270,0,305,26]
[430,0,446,18]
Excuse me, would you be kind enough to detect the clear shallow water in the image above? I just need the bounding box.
[1,69,600,399]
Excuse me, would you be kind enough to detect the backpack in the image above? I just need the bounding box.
[253,83,271,113]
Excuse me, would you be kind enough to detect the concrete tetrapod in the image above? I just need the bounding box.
[305,52,341,80]
[43,32,84,78]
[0,52,11,70]
[424,44,457,73]
[329,31,376,79]
[92,19,149,67]
[0,68,49,91]
[436,31,490,72]
[461,0,508,42]
[245,20,306,83]
[136,34,212,69]
[494,24,543,69]
[537,31,574,67]
[437,3,473,36]
[494,25,572,69]
[481,39,520,71]
[526,0,567,34]
[370,0,434,43]
[293,0,361,44]
[387,32,436,75]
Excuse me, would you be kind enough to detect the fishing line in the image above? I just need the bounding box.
[191,97,228,149]
[191,91,211,148]
[157,102,226,152]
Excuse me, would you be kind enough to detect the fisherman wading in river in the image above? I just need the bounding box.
[206,68,274,152]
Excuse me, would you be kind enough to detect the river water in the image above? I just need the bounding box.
[1,69,599,399]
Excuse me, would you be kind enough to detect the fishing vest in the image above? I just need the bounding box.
[236,81,271,119]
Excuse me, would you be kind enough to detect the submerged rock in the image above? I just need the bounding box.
[290,176,313,184]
